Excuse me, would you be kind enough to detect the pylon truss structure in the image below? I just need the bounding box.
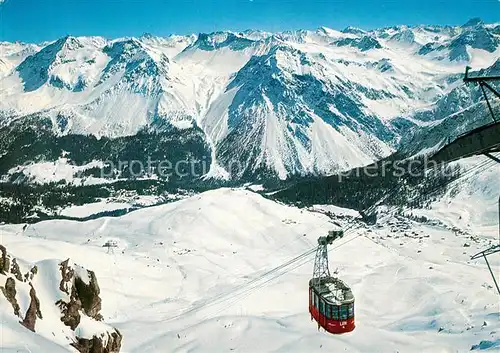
[312,230,344,286]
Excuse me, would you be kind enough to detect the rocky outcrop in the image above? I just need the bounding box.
[56,295,82,330]
[75,272,103,320]
[71,330,123,353]
[20,284,42,332]
[24,265,37,282]
[1,277,20,316]
[1,250,42,332]
[55,258,119,352]
[57,258,103,331]
[59,258,75,295]
[0,244,9,274]
[10,258,23,281]
[57,259,82,328]
[0,246,36,281]
[0,246,122,353]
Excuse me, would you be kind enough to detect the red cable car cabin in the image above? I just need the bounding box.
[309,231,355,334]
[309,277,355,334]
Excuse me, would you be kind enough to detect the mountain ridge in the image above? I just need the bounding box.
[0,18,498,188]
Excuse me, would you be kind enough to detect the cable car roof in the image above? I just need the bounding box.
[310,277,354,305]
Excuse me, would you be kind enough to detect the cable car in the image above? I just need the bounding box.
[309,231,355,334]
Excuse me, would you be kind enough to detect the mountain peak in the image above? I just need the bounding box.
[341,26,366,35]
[462,17,484,28]
[98,37,169,90]
[140,32,155,39]
[335,35,383,51]
[189,31,255,51]
[238,29,272,41]
[16,37,70,91]
[390,29,416,44]
[449,24,498,61]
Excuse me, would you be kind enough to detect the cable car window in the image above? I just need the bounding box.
[314,293,319,308]
[348,303,354,318]
[325,304,331,319]
[329,305,335,319]
[340,305,348,320]
[331,305,339,320]
[320,300,325,315]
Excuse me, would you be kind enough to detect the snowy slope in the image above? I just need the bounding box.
[0,19,498,180]
[407,155,500,237]
[1,188,498,352]
[0,247,122,352]
[0,41,41,78]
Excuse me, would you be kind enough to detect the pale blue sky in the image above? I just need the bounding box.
[1,0,499,43]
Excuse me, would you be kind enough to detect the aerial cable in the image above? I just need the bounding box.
[191,213,352,304]
[160,213,348,321]
[354,152,499,220]
[166,211,362,318]
[171,157,499,320]
[161,246,318,320]
[200,231,366,321]
[160,154,499,324]
[414,156,498,201]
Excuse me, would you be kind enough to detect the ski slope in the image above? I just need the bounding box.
[1,188,499,352]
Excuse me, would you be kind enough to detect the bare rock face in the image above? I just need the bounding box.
[56,295,82,330]
[0,247,122,353]
[57,258,83,330]
[75,270,103,321]
[1,246,42,329]
[1,277,20,316]
[0,244,9,274]
[57,258,104,331]
[0,252,43,332]
[0,245,36,281]
[10,258,23,281]
[20,284,42,332]
[71,330,123,353]
[24,265,37,282]
[56,259,120,353]
[59,258,75,295]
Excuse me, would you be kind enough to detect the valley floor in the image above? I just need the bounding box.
[1,188,499,353]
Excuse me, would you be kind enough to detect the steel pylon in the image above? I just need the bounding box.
[312,230,344,286]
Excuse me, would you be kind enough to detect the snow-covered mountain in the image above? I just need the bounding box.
[1,18,499,353]
[1,187,499,352]
[1,18,498,183]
